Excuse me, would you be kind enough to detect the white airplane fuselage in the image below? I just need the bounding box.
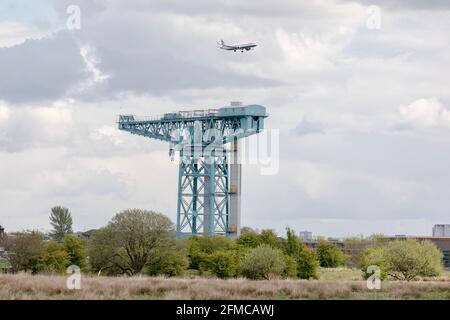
[218,41,257,52]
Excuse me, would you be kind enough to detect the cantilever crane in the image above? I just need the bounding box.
[118,103,267,238]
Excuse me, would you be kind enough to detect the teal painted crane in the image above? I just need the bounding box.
[118,103,267,238]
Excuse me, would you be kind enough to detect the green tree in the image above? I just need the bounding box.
[282,228,319,279]
[49,206,73,242]
[6,231,44,273]
[259,229,281,249]
[359,246,387,280]
[241,244,285,280]
[284,228,301,256]
[283,255,298,278]
[146,249,189,277]
[184,235,236,271]
[316,239,346,268]
[88,209,175,275]
[88,227,122,276]
[37,241,70,274]
[383,239,442,281]
[360,239,443,281]
[236,228,261,248]
[209,250,239,278]
[63,234,87,270]
[297,247,319,279]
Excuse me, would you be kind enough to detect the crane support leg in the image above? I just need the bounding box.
[177,155,229,238]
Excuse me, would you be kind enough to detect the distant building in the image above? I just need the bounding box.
[75,229,97,239]
[433,224,450,237]
[0,225,4,238]
[299,231,313,241]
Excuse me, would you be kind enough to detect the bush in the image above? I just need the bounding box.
[241,245,285,280]
[283,255,298,278]
[37,241,70,274]
[344,234,388,268]
[384,239,442,281]
[282,228,319,279]
[6,231,44,273]
[236,229,261,248]
[316,239,346,268]
[259,229,282,249]
[63,234,87,270]
[184,236,235,271]
[147,250,189,277]
[359,246,387,280]
[297,247,319,279]
[284,228,301,257]
[360,239,443,281]
[209,250,239,278]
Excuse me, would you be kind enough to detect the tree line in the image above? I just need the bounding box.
[0,207,443,281]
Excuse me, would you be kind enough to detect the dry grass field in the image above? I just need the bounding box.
[1,270,450,300]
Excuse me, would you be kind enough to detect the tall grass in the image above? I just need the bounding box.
[1,273,449,300]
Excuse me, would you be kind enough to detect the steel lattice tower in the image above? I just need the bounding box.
[118,103,267,238]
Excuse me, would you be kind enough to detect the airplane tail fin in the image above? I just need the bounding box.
[220,39,224,45]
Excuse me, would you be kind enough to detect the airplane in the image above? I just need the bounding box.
[217,39,257,52]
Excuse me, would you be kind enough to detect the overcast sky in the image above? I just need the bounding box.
[0,0,449,237]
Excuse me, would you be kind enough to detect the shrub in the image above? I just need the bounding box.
[283,255,298,278]
[6,231,44,273]
[316,239,346,268]
[344,234,388,268]
[209,250,239,278]
[282,228,319,279]
[360,239,443,281]
[384,239,442,281]
[236,229,261,248]
[297,247,319,279]
[284,228,301,257]
[359,246,387,280]
[147,250,189,277]
[37,241,70,274]
[63,234,87,270]
[259,229,282,249]
[184,236,235,271]
[241,244,285,280]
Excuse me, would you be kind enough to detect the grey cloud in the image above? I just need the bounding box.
[293,118,325,136]
[51,0,333,18]
[338,0,450,10]
[1,2,282,104]
[70,7,282,100]
[0,32,86,104]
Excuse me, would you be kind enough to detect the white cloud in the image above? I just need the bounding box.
[399,97,450,129]
[0,100,74,152]
[0,22,52,48]
[79,45,110,84]
[293,161,338,200]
